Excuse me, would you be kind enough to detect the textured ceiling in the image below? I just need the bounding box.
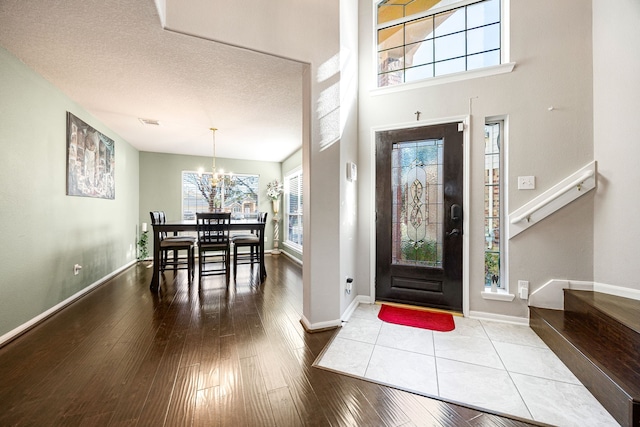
[0,0,304,162]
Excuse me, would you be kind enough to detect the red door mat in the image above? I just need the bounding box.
[378,304,455,332]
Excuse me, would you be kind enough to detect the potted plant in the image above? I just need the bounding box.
[138,225,149,261]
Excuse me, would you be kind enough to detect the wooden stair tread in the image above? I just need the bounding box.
[565,289,640,334]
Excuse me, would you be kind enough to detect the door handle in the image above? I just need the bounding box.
[447,228,461,237]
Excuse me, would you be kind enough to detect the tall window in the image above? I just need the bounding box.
[377,0,501,87]
[285,169,303,250]
[181,171,259,220]
[484,121,502,288]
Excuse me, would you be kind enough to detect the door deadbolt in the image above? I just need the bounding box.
[451,204,462,222]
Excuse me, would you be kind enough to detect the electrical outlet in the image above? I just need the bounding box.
[345,277,353,294]
[74,264,82,275]
[518,280,529,300]
[517,176,535,190]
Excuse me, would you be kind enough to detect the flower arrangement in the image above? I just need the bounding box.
[266,179,283,201]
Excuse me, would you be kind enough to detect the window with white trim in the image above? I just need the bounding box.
[181,171,259,220]
[376,0,502,87]
[284,168,303,251]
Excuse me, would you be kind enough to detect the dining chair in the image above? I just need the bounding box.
[196,212,231,282]
[232,212,267,278]
[149,211,195,279]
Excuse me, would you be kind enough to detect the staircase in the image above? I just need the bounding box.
[530,290,640,427]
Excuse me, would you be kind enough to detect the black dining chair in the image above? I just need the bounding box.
[232,212,267,278]
[196,212,231,282]
[149,211,195,279]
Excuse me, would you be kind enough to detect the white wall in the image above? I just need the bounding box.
[357,0,594,319]
[0,46,140,338]
[161,0,358,328]
[339,0,360,315]
[593,0,640,294]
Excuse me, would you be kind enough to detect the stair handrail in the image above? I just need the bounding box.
[510,169,595,224]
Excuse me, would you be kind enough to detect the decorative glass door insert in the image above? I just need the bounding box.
[391,138,444,268]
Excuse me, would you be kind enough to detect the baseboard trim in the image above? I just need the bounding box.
[279,250,303,266]
[341,295,370,322]
[529,279,640,311]
[0,260,137,347]
[300,314,341,333]
[593,282,640,301]
[468,310,530,326]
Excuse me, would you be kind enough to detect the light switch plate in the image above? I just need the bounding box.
[346,161,357,182]
[517,176,535,190]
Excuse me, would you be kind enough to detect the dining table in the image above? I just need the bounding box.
[149,219,267,291]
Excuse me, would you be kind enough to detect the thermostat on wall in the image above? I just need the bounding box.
[346,161,357,182]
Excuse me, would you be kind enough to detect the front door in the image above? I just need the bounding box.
[375,123,463,312]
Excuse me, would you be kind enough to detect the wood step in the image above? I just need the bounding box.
[530,290,640,427]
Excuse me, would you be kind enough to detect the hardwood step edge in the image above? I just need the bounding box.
[532,306,640,399]
[530,307,634,427]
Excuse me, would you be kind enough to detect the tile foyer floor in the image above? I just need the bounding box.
[315,304,619,427]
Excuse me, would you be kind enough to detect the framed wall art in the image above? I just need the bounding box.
[66,112,115,199]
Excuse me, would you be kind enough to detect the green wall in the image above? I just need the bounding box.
[0,46,140,339]
[0,43,298,340]
[139,152,282,251]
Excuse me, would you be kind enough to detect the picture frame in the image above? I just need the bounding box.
[66,112,115,199]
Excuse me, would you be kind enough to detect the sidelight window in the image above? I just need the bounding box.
[484,121,503,289]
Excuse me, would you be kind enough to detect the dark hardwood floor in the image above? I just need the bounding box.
[0,256,540,426]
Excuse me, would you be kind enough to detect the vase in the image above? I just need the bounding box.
[272,199,279,214]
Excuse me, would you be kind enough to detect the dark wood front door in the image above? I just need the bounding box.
[375,123,463,312]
